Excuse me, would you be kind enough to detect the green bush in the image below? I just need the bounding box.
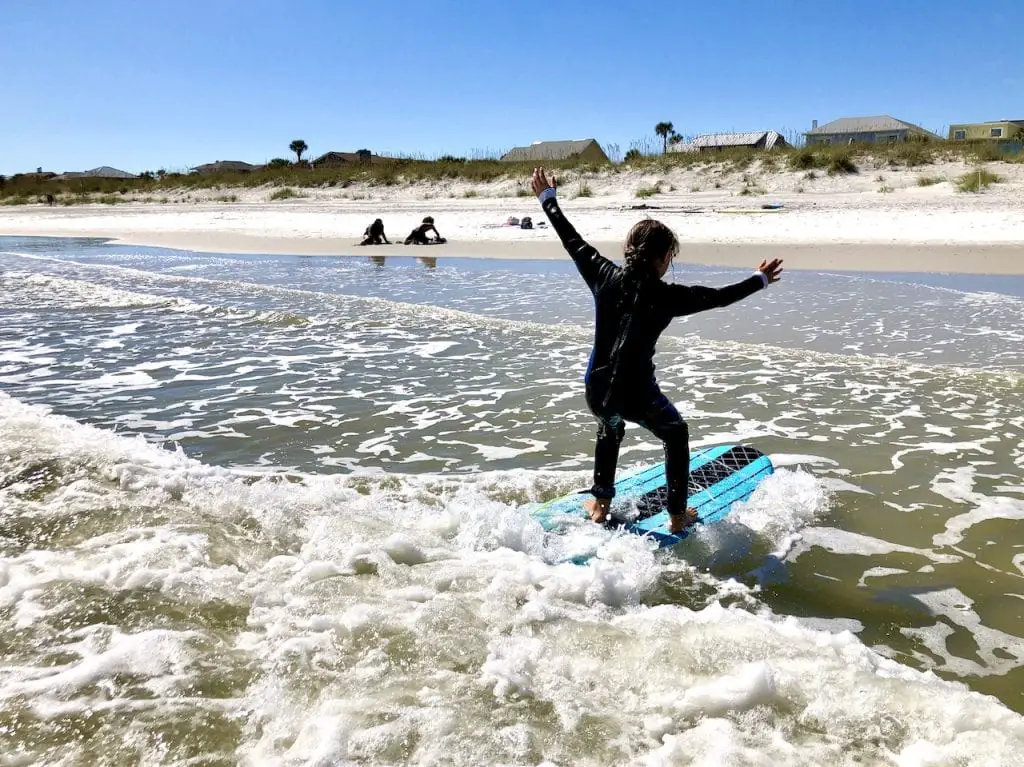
[957,168,1002,192]
[269,188,303,200]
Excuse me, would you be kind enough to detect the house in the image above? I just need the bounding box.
[948,120,1024,141]
[668,131,789,153]
[499,139,610,164]
[53,166,138,180]
[191,160,263,175]
[804,116,942,146]
[311,150,390,167]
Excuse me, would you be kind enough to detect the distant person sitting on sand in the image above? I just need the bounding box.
[404,216,446,245]
[359,218,390,245]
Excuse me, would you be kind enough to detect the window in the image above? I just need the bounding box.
[954,130,966,140]
[990,127,1003,138]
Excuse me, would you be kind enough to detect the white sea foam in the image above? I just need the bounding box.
[3,392,1023,764]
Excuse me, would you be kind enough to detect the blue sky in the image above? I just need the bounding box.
[1,0,1017,175]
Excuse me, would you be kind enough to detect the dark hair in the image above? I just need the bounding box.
[623,219,678,279]
[422,216,434,224]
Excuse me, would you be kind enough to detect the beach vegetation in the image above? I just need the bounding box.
[635,184,660,198]
[956,168,1002,192]
[877,185,894,193]
[462,189,479,198]
[269,187,303,200]
[826,151,858,175]
[2,136,1022,206]
[916,176,943,186]
[575,181,594,198]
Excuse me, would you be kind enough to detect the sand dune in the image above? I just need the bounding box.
[2,159,1023,274]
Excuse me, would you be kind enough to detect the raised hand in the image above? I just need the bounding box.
[531,167,556,198]
[758,258,784,283]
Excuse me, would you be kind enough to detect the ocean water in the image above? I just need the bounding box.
[2,235,1023,766]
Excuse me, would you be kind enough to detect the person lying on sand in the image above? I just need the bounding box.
[359,218,390,245]
[531,166,783,532]
[404,216,446,245]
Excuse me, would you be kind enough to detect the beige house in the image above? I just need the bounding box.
[948,120,1024,141]
[500,139,610,164]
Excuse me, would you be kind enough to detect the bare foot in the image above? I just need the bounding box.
[583,497,611,524]
[667,507,699,534]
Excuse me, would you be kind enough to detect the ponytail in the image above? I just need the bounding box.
[622,219,678,282]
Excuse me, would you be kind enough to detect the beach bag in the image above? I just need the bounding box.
[520,216,533,230]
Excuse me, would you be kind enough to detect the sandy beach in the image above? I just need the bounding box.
[3,159,1024,274]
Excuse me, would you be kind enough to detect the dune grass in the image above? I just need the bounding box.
[1,140,1019,203]
[269,187,303,200]
[957,168,1002,193]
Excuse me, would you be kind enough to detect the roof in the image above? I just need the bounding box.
[500,139,603,162]
[671,131,787,151]
[192,160,261,172]
[950,119,1024,127]
[806,115,940,138]
[312,151,389,165]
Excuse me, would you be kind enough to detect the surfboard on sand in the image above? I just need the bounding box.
[530,444,773,552]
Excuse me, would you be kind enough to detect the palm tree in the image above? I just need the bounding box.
[289,139,308,164]
[655,122,674,154]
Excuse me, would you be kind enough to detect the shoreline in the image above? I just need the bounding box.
[3,230,1024,275]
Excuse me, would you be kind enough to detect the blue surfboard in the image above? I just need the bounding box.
[530,444,773,557]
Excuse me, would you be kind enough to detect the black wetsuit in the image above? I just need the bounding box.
[405,223,442,245]
[539,191,767,514]
[361,220,389,245]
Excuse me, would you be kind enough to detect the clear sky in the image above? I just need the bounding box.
[1,0,1018,175]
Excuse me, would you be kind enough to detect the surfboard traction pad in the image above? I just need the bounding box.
[531,444,774,551]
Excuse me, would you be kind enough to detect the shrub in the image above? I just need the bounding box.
[789,148,819,170]
[575,181,593,198]
[916,176,943,186]
[269,188,303,200]
[635,184,660,198]
[878,185,894,193]
[827,151,857,175]
[957,168,1002,192]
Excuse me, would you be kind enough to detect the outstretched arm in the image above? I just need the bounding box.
[532,167,617,291]
[668,259,783,316]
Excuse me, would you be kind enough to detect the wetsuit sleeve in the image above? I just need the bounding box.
[538,189,617,291]
[666,274,767,317]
